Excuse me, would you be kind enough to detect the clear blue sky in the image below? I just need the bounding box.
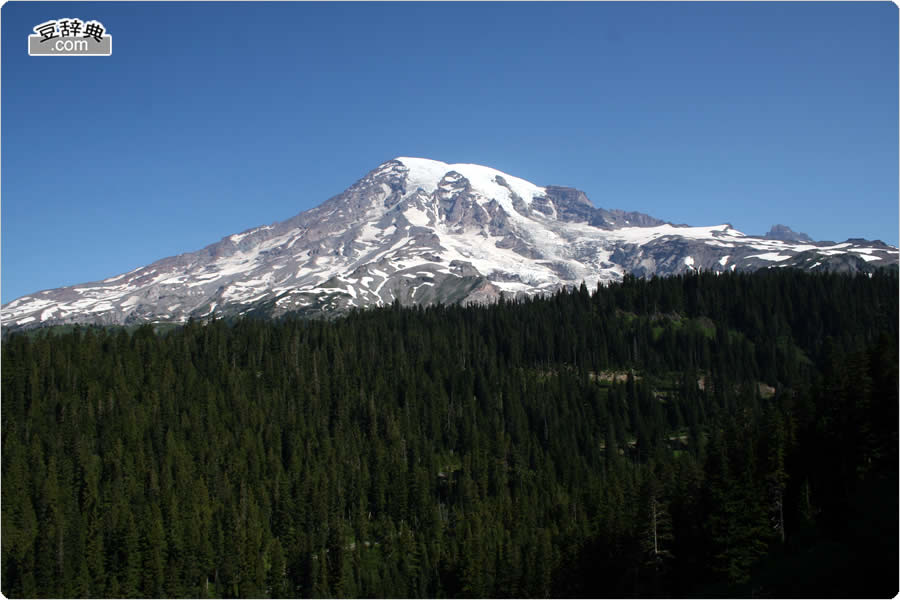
[2,1,897,303]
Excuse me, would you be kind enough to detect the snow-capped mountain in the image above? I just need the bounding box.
[3,157,897,330]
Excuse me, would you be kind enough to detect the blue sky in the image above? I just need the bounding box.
[2,1,897,303]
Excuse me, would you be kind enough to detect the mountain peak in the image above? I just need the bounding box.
[388,157,547,203]
[2,159,897,330]
[765,224,813,243]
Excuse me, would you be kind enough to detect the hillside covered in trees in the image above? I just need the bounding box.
[2,269,897,598]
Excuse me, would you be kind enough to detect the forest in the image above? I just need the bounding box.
[2,269,897,598]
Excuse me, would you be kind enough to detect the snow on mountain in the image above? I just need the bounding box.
[3,157,898,329]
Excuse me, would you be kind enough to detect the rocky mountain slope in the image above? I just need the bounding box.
[3,157,897,329]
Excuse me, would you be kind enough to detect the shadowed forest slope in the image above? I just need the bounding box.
[2,270,897,598]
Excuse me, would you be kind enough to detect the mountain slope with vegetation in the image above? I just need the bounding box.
[2,269,897,598]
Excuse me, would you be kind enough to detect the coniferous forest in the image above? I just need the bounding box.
[2,269,897,598]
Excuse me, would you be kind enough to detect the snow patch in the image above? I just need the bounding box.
[747,252,791,262]
[396,157,546,209]
[120,296,140,308]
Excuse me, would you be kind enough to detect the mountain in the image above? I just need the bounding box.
[3,157,897,330]
[764,224,813,243]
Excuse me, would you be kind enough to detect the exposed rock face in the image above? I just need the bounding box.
[3,157,897,330]
[765,224,814,243]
